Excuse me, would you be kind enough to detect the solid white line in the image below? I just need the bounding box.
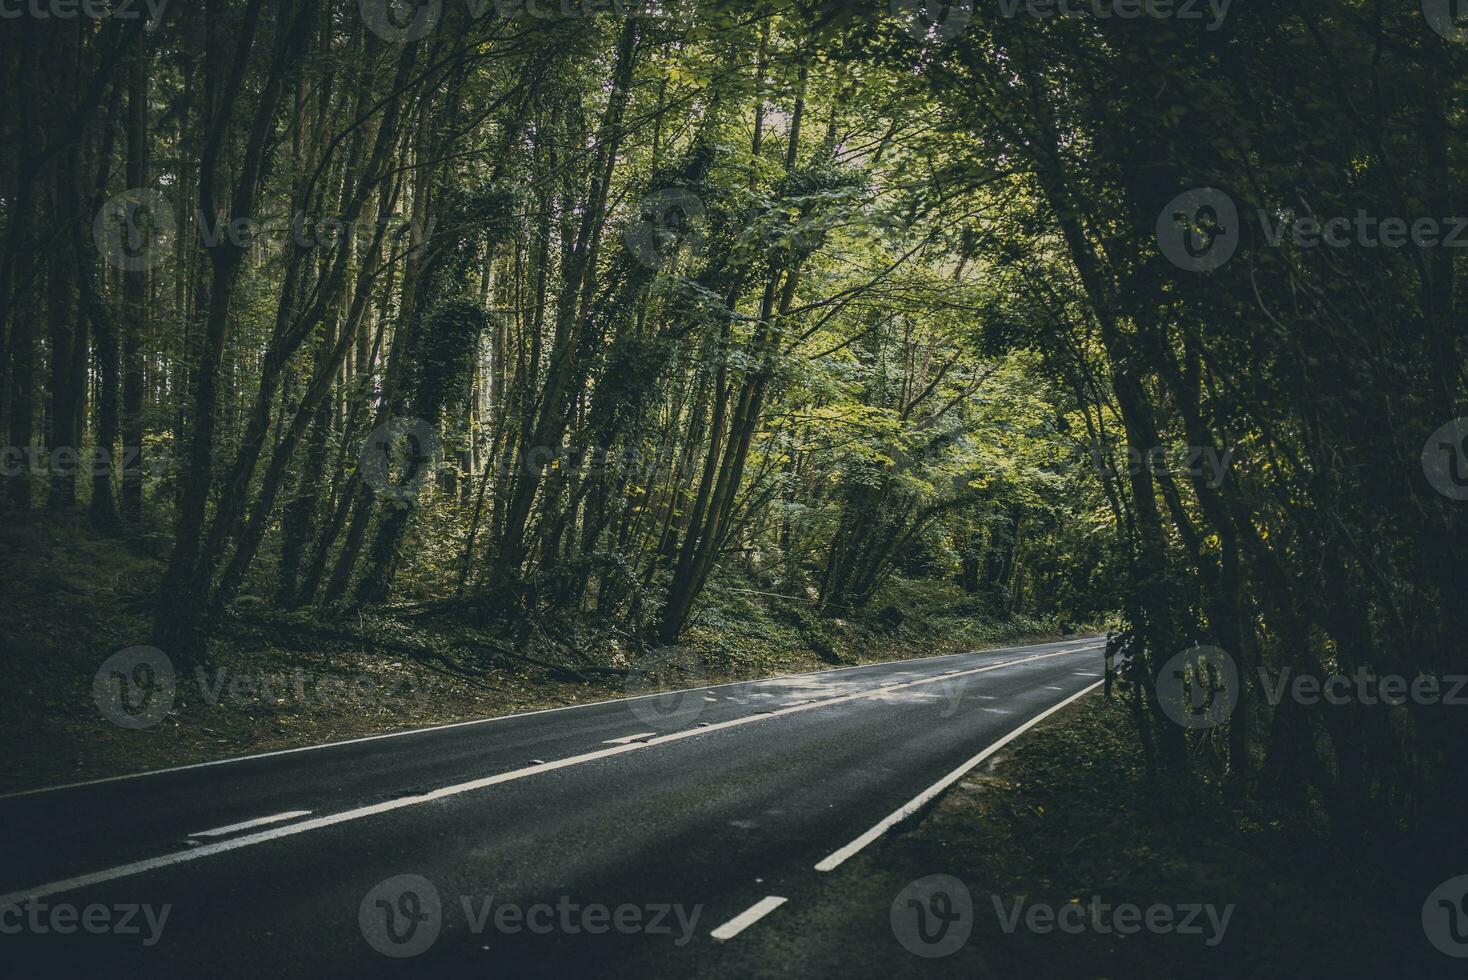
[813,679,1106,873]
[0,650,1097,905]
[187,810,312,839]
[710,896,787,941]
[602,732,657,745]
[0,638,1104,801]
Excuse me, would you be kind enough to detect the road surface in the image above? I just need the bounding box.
[0,636,1106,977]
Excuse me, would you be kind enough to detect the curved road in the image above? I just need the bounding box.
[0,636,1105,977]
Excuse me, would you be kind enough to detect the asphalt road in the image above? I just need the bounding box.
[0,636,1106,977]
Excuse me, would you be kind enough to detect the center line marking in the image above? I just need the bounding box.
[602,732,658,745]
[187,810,313,839]
[710,896,787,941]
[0,639,1105,802]
[0,649,1095,905]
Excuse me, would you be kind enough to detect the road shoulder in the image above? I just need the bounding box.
[699,689,1446,979]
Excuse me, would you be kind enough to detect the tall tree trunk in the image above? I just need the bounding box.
[46,160,81,510]
[120,51,148,521]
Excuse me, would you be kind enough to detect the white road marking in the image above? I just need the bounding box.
[602,732,657,745]
[8,645,1103,798]
[710,896,787,941]
[813,680,1106,873]
[187,810,312,839]
[0,650,1097,905]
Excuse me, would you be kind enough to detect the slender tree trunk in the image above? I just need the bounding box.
[120,52,148,521]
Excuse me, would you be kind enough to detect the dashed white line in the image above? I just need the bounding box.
[1,639,1105,802]
[813,680,1105,873]
[710,896,788,941]
[0,649,1098,905]
[186,810,312,839]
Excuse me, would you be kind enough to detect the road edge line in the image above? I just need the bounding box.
[813,679,1106,872]
[0,652,1098,905]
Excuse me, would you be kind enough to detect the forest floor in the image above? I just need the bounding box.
[0,517,1088,794]
[726,691,1450,979]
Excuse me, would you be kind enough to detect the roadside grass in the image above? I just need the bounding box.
[795,690,1451,979]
